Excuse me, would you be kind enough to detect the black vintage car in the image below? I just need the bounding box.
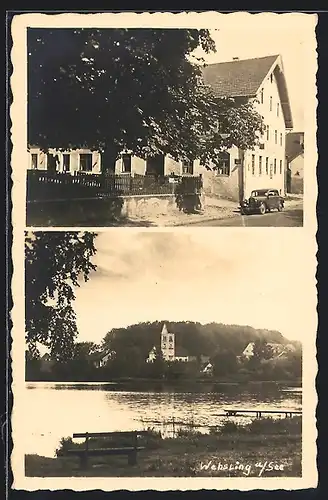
[240,189,284,215]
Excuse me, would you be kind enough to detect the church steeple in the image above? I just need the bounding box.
[160,323,175,361]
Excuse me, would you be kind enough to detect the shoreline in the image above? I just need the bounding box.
[25,378,302,386]
[25,417,302,478]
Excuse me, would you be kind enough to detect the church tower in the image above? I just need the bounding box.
[160,323,175,361]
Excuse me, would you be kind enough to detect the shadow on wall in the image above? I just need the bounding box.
[26,197,125,227]
[175,193,202,214]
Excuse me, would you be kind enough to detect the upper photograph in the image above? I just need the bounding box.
[25,21,308,227]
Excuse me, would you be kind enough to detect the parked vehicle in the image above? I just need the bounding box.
[240,189,284,215]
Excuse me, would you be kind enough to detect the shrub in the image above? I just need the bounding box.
[219,421,243,434]
[55,436,74,457]
[247,416,301,435]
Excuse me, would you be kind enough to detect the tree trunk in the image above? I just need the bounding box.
[101,147,119,174]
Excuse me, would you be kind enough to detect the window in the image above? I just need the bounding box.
[270,96,272,111]
[273,158,277,175]
[63,154,70,172]
[260,88,264,104]
[277,103,280,116]
[280,133,283,146]
[251,155,255,175]
[169,335,173,342]
[280,159,283,175]
[182,159,194,175]
[31,153,38,169]
[162,335,166,342]
[275,130,278,144]
[216,152,230,176]
[122,153,132,173]
[79,153,93,172]
[259,156,262,175]
[265,157,269,175]
[270,73,273,83]
[266,125,270,141]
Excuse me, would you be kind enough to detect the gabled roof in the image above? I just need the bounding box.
[201,54,293,129]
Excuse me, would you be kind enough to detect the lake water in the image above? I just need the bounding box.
[22,382,302,458]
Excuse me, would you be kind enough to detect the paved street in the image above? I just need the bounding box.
[180,202,303,227]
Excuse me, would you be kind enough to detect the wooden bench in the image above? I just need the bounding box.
[67,430,149,469]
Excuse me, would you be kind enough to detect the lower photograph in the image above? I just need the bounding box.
[20,229,313,484]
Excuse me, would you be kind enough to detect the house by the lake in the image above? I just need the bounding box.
[91,349,116,368]
[241,341,296,360]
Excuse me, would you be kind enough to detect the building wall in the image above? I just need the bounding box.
[193,147,242,202]
[289,153,304,178]
[245,69,286,198]
[29,147,102,174]
[289,153,304,194]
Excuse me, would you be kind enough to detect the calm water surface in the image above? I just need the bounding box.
[23,382,302,457]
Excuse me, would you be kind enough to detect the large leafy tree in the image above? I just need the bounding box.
[28,28,264,171]
[25,231,97,360]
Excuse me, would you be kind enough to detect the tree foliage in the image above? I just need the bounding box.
[28,28,264,170]
[25,231,97,360]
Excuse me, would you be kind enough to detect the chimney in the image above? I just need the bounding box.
[233,57,239,60]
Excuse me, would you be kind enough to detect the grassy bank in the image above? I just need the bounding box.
[25,417,301,478]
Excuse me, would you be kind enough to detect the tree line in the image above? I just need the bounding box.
[26,321,302,383]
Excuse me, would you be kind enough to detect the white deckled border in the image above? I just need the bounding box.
[10,11,318,492]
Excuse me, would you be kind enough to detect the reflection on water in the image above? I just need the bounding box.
[22,382,302,458]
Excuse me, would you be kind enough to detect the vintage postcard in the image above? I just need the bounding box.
[10,11,318,492]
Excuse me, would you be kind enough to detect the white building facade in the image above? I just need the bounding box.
[28,55,293,203]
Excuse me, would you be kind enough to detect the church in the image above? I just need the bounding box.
[146,323,190,363]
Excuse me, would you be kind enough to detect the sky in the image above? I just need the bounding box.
[71,230,316,345]
[192,14,313,132]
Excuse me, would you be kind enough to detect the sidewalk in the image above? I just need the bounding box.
[127,196,239,226]
[125,195,303,227]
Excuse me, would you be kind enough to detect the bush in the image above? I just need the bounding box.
[247,416,301,435]
[219,421,244,434]
[55,436,74,457]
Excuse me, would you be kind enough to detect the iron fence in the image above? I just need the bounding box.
[26,170,203,201]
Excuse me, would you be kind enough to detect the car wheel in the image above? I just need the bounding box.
[277,202,283,212]
[259,203,266,215]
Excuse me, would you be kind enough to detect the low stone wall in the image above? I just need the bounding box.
[26,193,206,226]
